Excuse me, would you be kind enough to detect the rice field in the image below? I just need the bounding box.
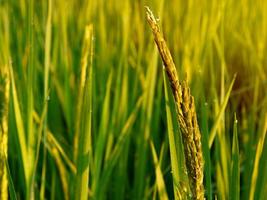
[0,0,267,199]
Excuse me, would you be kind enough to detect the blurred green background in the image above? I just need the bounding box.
[0,0,267,199]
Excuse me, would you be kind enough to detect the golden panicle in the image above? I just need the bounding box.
[146,7,204,200]
[0,66,10,200]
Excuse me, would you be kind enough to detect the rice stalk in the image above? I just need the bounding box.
[0,66,10,200]
[40,0,52,198]
[146,7,205,200]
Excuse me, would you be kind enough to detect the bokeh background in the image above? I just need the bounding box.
[0,0,267,199]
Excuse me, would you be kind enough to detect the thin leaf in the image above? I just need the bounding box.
[209,74,236,148]
[249,114,267,200]
[96,96,143,198]
[230,113,240,200]
[9,65,29,185]
[150,141,169,200]
[74,25,94,200]
[5,158,17,200]
[201,102,212,199]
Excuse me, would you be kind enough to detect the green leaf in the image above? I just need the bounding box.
[209,74,236,148]
[201,102,212,199]
[9,65,29,187]
[249,114,267,200]
[74,25,94,200]
[5,158,17,200]
[230,113,240,200]
[150,141,169,200]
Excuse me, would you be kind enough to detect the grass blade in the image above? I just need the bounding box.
[150,140,169,200]
[26,0,36,196]
[255,108,267,200]
[46,142,69,200]
[92,71,113,194]
[74,25,93,200]
[9,65,28,187]
[96,96,143,198]
[40,0,52,198]
[201,102,212,199]
[0,66,10,200]
[230,114,240,200]
[74,24,95,162]
[209,74,236,148]
[249,114,267,200]
[4,158,17,200]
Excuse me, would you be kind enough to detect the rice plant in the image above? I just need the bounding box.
[0,0,267,199]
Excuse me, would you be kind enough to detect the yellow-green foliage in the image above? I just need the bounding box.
[0,67,9,200]
[0,0,266,199]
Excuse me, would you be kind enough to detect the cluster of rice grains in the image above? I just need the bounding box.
[0,66,10,200]
[146,7,205,200]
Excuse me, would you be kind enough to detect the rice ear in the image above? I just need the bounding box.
[146,7,205,200]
